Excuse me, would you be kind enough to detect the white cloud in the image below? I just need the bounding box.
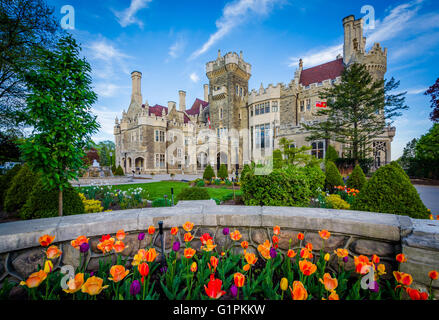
[114,0,152,28]
[92,106,120,136]
[169,37,186,59]
[95,83,128,98]
[288,44,343,68]
[190,73,200,83]
[190,0,281,60]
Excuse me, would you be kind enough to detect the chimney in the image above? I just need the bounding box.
[168,101,176,111]
[179,90,186,112]
[131,71,142,105]
[203,84,209,102]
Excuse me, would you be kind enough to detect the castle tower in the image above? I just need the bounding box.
[131,71,143,105]
[178,90,186,112]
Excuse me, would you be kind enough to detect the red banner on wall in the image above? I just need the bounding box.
[316,101,327,108]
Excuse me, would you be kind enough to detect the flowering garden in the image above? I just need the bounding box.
[14,223,438,300]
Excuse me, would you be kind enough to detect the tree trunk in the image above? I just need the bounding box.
[58,189,63,216]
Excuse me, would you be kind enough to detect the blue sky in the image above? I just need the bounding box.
[46,0,439,159]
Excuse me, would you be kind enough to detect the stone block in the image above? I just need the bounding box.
[350,239,397,257]
[11,248,46,278]
[251,229,269,245]
[304,233,347,252]
[277,230,299,250]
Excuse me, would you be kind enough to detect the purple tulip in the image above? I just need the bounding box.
[90,272,94,277]
[343,256,349,263]
[130,280,141,295]
[222,228,230,236]
[138,233,145,241]
[230,284,238,298]
[270,247,277,258]
[79,242,89,253]
[160,266,168,274]
[370,281,379,293]
[172,241,180,252]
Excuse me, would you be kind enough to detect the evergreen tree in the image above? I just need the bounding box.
[303,63,408,165]
[217,164,228,180]
[346,164,367,191]
[325,160,344,192]
[278,137,321,167]
[425,78,439,122]
[203,164,215,180]
[325,145,339,163]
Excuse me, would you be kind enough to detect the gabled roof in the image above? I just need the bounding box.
[185,98,209,116]
[299,58,344,86]
[143,104,168,117]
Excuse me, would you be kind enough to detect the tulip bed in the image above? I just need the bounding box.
[12,224,438,300]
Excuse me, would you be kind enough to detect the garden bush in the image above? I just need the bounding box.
[325,194,350,210]
[217,164,228,180]
[151,198,171,207]
[325,161,344,192]
[0,164,21,210]
[241,165,312,207]
[79,193,103,213]
[114,165,124,176]
[111,164,117,175]
[195,179,205,187]
[19,179,84,219]
[303,165,325,197]
[177,187,210,201]
[352,161,430,219]
[4,164,39,213]
[325,145,338,162]
[346,164,367,191]
[202,165,215,180]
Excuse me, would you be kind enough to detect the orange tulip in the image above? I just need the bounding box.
[138,263,149,277]
[81,276,109,296]
[393,271,413,286]
[171,227,179,235]
[257,240,271,260]
[396,253,407,263]
[299,260,317,276]
[116,229,126,240]
[234,272,245,288]
[354,255,372,275]
[183,221,194,232]
[109,265,129,283]
[230,230,242,241]
[63,273,84,294]
[245,252,258,265]
[429,270,438,280]
[46,245,62,259]
[97,237,115,253]
[113,240,126,253]
[132,249,147,266]
[297,233,304,241]
[272,235,279,244]
[184,232,194,242]
[273,226,280,235]
[290,281,308,300]
[300,248,313,260]
[305,242,313,251]
[328,291,340,300]
[243,264,250,272]
[71,235,89,249]
[372,254,380,264]
[201,239,217,252]
[205,274,226,299]
[319,230,331,240]
[406,287,428,300]
[208,256,219,273]
[20,270,47,288]
[184,247,196,259]
[200,233,213,245]
[148,225,155,235]
[191,262,197,272]
[145,248,158,262]
[334,248,349,258]
[287,249,296,258]
[319,273,338,291]
[39,234,55,247]
[241,241,249,249]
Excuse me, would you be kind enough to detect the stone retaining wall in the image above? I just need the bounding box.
[0,200,438,298]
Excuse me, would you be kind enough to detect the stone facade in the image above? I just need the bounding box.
[114,14,395,175]
[0,201,438,299]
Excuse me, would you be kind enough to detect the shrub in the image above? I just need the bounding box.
[111,164,117,175]
[151,198,171,207]
[273,149,283,169]
[217,164,228,180]
[177,187,210,201]
[79,193,103,213]
[303,165,325,197]
[0,164,21,210]
[203,165,215,180]
[325,194,350,210]
[240,163,253,181]
[325,161,344,192]
[19,179,84,219]
[214,179,221,186]
[4,164,39,213]
[241,166,312,207]
[325,145,338,162]
[352,161,430,219]
[346,164,367,191]
[114,165,124,176]
[195,179,205,187]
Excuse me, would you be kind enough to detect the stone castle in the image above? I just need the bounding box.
[114,15,395,175]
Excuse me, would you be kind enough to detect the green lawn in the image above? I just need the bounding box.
[108,181,241,202]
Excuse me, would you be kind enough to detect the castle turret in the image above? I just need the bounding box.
[131,71,142,105]
[179,90,186,112]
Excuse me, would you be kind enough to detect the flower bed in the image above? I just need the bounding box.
[11,223,438,300]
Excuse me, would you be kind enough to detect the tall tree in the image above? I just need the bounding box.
[425,78,439,122]
[19,35,100,216]
[397,138,417,171]
[303,63,408,165]
[0,0,61,133]
[277,137,320,167]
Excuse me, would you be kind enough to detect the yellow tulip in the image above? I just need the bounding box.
[280,277,288,291]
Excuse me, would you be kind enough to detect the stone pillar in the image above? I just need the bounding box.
[131,71,142,105]
[204,84,209,102]
[179,90,186,112]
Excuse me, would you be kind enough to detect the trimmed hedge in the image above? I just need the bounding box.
[177,187,210,201]
[203,165,215,180]
[346,164,367,191]
[352,161,430,219]
[0,164,21,210]
[4,164,39,213]
[217,164,228,180]
[325,160,344,192]
[114,165,124,176]
[19,179,84,219]
[241,166,312,207]
[325,145,338,163]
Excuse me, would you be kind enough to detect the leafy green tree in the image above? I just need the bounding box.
[303,63,408,165]
[203,164,215,180]
[397,138,417,171]
[325,160,344,192]
[278,137,320,167]
[346,164,367,191]
[415,123,439,161]
[18,35,99,216]
[93,140,115,166]
[425,78,439,122]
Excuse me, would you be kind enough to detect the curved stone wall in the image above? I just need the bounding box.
[0,200,438,297]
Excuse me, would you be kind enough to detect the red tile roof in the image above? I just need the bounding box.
[141,98,208,124]
[299,58,344,86]
[186,98,209,116]
[143,104,168,117]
